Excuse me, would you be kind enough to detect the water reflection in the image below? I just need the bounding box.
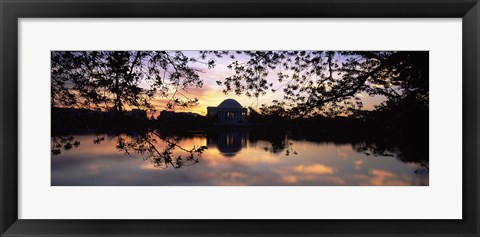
[51,136,80,155]
[51,129,428,186]
[207,129,248,157]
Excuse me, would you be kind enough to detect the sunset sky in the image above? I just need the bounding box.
[143,51,386,117]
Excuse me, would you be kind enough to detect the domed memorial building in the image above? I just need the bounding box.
[207,99,248,124]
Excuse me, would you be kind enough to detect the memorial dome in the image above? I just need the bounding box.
[217,99,242,109]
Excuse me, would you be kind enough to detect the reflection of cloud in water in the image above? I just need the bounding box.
[354,159,364,170]
[335,146,350,159]
[368,169,409,186]
[293,163,335,175]
[51,134,428,186]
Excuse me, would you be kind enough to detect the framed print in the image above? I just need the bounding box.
[1,0,479,236]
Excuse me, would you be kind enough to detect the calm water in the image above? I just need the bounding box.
[51,130,428,186]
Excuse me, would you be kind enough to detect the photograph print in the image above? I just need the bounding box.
[51,51,429,186]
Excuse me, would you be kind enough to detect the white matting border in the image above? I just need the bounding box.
[18,18,462,219]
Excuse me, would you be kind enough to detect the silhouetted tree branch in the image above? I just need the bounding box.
[206,51,427,118]
[51,51,218,113]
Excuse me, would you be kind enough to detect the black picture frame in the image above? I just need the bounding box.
[1,0,479,236]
